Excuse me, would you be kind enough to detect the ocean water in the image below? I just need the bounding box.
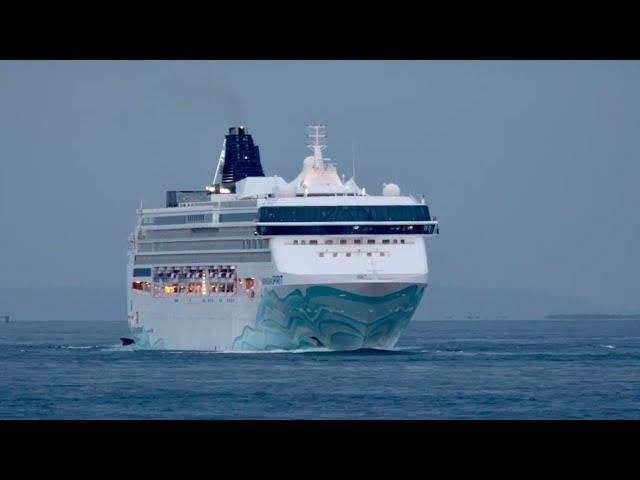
[1,320,639,419]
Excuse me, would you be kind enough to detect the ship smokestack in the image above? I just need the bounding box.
[218,125,265,193]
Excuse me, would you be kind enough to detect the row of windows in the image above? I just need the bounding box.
[219,212,257,223]
[137,238,268,253]
[142,214,214,226]
[318,251,388,258]
[153,265,236,280]
[257,224,435,236]
[134,265,238,280]
[131,266,258,298]
[259,205,431,223]
[138,227,255,241]
[132,281,238,295]
[141,211,257,227]
[134,251,271,265]
[290,238,409,245]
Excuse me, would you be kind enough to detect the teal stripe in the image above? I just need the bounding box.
[233,284,424,351]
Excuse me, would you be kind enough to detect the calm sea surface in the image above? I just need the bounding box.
[1,320,639,419]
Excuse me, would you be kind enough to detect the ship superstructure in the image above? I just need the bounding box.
[127,125,439,351]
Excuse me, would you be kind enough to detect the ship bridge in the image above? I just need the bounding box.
[255,200,438,236]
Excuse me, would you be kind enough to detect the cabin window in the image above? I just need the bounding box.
[367,239,375,244]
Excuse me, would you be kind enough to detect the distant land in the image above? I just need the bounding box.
[546,314,640,320]
[418,284,636,321]
[0,284,636,322]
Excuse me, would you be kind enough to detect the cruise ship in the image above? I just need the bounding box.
[126,125,439,351]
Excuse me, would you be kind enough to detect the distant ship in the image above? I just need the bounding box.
[126,125,439,351]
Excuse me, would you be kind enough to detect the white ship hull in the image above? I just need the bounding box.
[128,280,426,351]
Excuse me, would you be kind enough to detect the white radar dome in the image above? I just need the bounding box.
[382,183,401,196]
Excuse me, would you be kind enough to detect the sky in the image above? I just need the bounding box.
[0,61,638,310]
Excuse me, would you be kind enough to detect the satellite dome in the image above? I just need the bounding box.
[383,183,401,196]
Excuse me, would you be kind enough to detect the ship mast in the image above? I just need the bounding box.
[307,124,327,169]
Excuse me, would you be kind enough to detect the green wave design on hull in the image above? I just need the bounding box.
[132,327,165,349]
[232,284,425,351]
